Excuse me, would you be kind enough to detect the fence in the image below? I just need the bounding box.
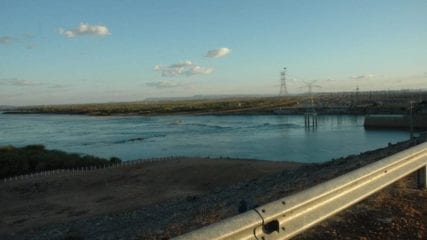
[173,142,427,240]
[1,156,186,184]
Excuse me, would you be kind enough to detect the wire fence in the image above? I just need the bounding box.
[1,156,186,184]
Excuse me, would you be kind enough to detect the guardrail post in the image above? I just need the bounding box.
[417,165,426,189]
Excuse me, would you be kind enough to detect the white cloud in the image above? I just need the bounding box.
[168,60,193,68]
[350,74,375,80]
[0,36,14,44]
[146,81,183,89]
[154,60,213,77]
[59,23,111,38]
[206,47,231,58]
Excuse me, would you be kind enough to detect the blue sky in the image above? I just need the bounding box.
[1,0,426,105]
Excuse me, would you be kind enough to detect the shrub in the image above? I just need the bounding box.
[0,145,121,178]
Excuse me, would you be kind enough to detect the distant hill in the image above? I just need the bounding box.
[145,94,274,101]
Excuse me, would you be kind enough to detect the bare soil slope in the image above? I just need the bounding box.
[0,158,300,236]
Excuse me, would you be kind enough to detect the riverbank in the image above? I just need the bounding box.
[0,157,301,238]
[1,137,425,239]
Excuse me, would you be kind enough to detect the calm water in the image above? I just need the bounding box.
[0,113,411,163]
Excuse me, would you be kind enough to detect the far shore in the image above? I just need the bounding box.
[3,90,426,117]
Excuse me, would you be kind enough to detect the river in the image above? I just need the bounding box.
[0,114,412,163]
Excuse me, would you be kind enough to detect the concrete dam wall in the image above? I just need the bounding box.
[364,115,427,129]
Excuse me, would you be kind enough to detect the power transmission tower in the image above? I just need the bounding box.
[300,80,321,102]
[279,67,288,96]
[299,80,321,128]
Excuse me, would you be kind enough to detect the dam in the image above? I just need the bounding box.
[364,114,427,129]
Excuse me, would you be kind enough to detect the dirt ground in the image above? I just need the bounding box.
[0,157,301,235]
[0,155,426,239]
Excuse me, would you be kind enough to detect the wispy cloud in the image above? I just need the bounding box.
[22,33,35,39]
[59,22,111,38]
[206,47,231,58]
[25,43,36,49]
[146,81,183,89]
[48,84,69,89]
[154,60,213,77]
[0,78,43,87]
[0,34,36,49]
[349,74,375,80]
[0,36,14,44]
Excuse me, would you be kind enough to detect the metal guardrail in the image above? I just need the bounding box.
[173,142,427,240]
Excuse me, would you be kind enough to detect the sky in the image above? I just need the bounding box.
[1,0,426,105]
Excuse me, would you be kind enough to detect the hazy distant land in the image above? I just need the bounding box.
[4,90,427,116]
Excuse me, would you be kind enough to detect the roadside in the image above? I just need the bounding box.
[295,174,427,240]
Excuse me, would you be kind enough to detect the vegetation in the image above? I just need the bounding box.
[9,97,299,116]
[0,145,121,179]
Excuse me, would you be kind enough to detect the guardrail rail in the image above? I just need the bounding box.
[173,142,427,240]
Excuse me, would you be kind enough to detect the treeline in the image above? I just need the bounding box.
[9,97,298,116]
[0,145,121,179]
